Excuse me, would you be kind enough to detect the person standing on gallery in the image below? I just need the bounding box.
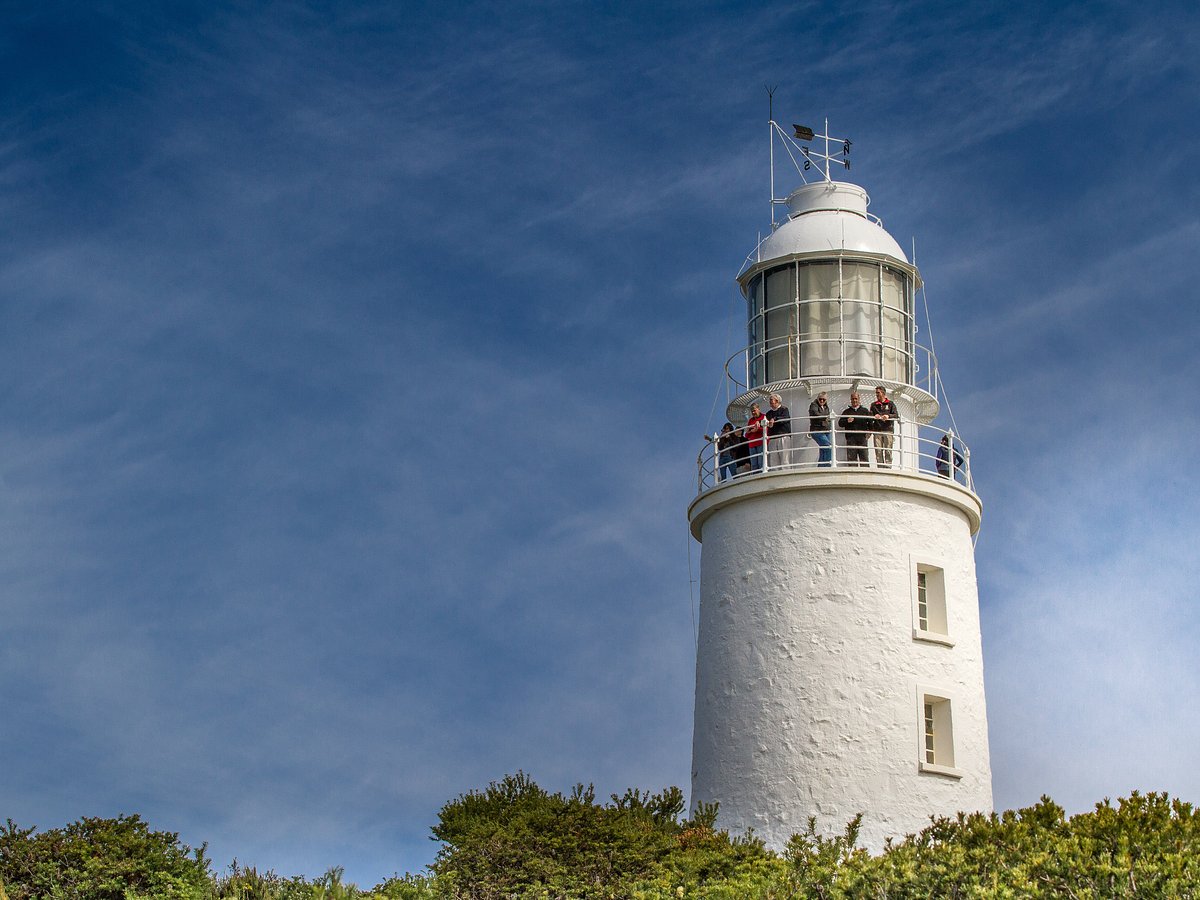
[808,391,832,467]
[765,393,792,470]
[745,402,766,472]
[838,392,872,467]
[870,385,899,468]
[936,433,964,480]
[715,422,740,482]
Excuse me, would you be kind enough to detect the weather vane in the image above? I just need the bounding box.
[762,99,853,228]
[794,122,851,180]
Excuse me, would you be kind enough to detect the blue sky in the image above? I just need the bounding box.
[2,0,1199,886]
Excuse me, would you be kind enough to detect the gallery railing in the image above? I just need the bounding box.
[697,418,973,494]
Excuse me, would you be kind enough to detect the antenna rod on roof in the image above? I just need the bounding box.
[824,117,831,182]
[766,85,778,229]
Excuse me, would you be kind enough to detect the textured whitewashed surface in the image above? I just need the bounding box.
[690,485,992,851]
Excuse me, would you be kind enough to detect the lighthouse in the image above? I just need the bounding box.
[688,122,992,851]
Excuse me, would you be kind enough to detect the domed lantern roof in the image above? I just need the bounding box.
[752,181,909,271]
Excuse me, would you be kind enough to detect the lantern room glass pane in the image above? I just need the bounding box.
[841,262,881,303]
[798,298,839,374]
[747,275,764,387]
[797,263,839,377]
[881,267,906,312]
[765,264,796,309]
[882,304,907,382]
[766,305,797,381]
[881,267,911,382]
[843,300,879,376]
[748,312,764,387]
[798,262,838,302]
[763,265,797,383]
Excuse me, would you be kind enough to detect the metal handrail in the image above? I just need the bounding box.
[723,334,941,398]
[697,416,973,495]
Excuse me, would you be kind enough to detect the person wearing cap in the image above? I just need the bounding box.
[870,385,899,468]
[808,391,832,467]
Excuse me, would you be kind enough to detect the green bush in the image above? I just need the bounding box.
[780,791,1200,898]
[213,861,318,899]
[429,772,769,899]
[0,814,211,900]
[4,787,1197,898]
[213,863,440,899]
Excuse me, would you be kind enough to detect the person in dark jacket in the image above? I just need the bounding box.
[808,391,832,467]
[936,434,964,480]
[766,393,793,470]
[870,385,899,468]
[838,392,872,467]
[715,422,740,482]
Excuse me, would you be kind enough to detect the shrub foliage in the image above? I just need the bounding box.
[429,772,767,898]
[1,781,1197,898]
[0,814,211,900]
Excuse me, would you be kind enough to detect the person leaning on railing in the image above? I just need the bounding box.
[808,391,832,467]
[839,392,872,467]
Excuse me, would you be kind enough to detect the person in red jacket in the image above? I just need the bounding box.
[745,402,766,472]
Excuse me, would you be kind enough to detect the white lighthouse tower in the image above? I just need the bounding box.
[689,122,992,851]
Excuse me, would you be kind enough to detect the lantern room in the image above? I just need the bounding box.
[738,181,919,389]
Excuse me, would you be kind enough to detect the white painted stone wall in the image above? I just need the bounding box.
[690,481,992,851]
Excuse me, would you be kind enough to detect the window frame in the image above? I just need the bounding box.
[910,555,953,646]
[916,686,963,778]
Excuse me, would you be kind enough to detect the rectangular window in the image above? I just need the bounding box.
[919,692,959,774]
[912,561,950,644]
[923,702,936,763]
